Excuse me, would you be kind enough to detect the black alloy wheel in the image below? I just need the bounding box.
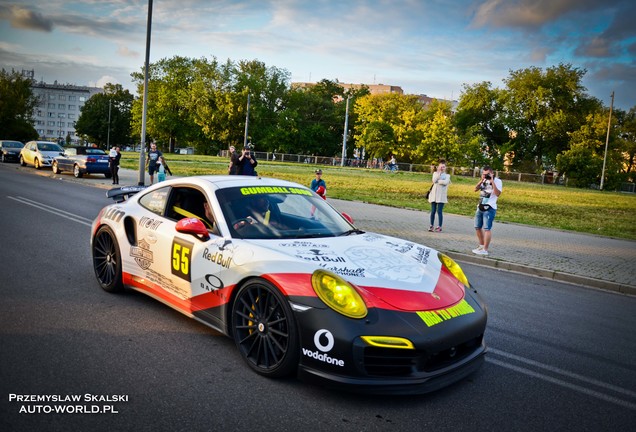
[232,279,299,377]
[92,226,123,293]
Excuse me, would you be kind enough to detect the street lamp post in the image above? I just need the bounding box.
[138,0,153,185]
[600,91,614,191]
[341,96,350,167]
[107,99,112,150]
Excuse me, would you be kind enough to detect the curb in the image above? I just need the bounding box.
[446,251,636,296]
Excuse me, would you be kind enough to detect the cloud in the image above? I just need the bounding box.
[0,4,53,32]
[118,45,139,59]
[92,75,120,88]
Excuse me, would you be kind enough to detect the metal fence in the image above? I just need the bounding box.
[225,150,565,185]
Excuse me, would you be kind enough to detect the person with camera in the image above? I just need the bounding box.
[237,143,258,176]
[472,166,502,256]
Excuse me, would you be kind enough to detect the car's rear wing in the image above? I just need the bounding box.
[106,185,147,203]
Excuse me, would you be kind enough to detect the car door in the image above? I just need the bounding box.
[23,142,35,165]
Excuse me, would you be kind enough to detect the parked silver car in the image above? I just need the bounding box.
[19,141,65,169]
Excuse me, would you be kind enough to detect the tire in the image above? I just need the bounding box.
[20,155,26,166]
[92,226,124,293]
[73,164,82,178]
[52,161,60,174]
[34,158,41,169]
[232,279,299,377]
[104,172,112,179]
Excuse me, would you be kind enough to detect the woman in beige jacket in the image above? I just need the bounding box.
[428,160,451,232]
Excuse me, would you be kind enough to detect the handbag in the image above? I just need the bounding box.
[425,183,433,200]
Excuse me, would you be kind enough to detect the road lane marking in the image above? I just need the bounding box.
[8,196,92,227]
[489,348,636,398]
[487,350,636,410]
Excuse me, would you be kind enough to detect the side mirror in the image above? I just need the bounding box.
[176,218,210,240]
[341,212,354,224]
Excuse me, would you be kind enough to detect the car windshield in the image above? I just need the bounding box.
[216,186,354,240]
[39,143,64,152]
[3,142,23,148]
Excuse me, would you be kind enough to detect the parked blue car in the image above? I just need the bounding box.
[52,146,112,178]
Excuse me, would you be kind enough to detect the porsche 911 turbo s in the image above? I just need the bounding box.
[90,176,487,394]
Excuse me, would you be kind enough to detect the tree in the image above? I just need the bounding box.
[416,100,461,164]
[131,56,204,153]
[354,93,425,162]
[75,83,134,147]
[455,81,508,168]
[0,69,38,142]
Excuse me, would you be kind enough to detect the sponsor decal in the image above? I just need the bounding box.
[386,241,414,254]
[412,246,431,265]
[103,207,125,223]
[130,239,153,269]
[278,241,328,249]
[172,238,194,281]
[200,274,224,293]
[319,265,366,278]
[361,233,383,242]
[294,248,346,263]
[202,248,232,268]
[138,216,163,230]
[345,246,425,283]
[240,186,312,196]
[144,268,189,299]
[302,329,344,367]
[416,299,476,327]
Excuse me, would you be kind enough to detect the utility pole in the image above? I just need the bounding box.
[107,99,112,150]
[243,92,250,148]
[600,91,614,191]
[138,0,153,185]
[341,96,350,167]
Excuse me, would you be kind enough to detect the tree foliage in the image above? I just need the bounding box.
[75,83,134,147]
[0,69,38,142]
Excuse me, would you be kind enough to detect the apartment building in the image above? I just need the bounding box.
[24,70,103,143]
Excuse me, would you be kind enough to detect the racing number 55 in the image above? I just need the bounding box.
[172,238,194,282]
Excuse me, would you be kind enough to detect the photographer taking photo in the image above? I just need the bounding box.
[472,165,503,256]
[237,143,258,176]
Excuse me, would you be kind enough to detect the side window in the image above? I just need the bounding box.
[138,187,171,216]
[167,187,216,233]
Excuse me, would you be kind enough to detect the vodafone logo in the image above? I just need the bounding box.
[314,329,334,352]
[302,329,344,367]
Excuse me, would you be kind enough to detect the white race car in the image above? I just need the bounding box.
[91,175,487,394]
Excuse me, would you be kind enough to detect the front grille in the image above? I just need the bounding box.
[362,335,483,377]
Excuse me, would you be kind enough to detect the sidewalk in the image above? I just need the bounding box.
[85,168,636,296]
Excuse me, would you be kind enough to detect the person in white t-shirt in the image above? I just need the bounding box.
[472,165,503,256]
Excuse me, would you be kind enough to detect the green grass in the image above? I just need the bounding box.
[120,152,636,240]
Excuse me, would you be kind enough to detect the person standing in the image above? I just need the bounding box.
[237,144,258,176]
[310,169,326,197]
[228,145,239,175]
[108,146,121,185]
[145,142,163,184]
[472,165,503,256]
[428,159,451,232]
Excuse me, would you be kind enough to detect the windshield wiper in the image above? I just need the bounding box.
[338,229,365,236]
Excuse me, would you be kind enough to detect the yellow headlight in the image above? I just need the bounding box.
[311,270,367,319]
[438,253,470,287]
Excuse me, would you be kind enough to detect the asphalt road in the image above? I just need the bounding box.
[1,164,635,432]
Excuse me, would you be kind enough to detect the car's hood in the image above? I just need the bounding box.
[250,232,465,311]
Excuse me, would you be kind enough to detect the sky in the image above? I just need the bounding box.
[1,0,635,110]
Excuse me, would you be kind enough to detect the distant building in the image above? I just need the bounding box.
[23,69,103,143]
